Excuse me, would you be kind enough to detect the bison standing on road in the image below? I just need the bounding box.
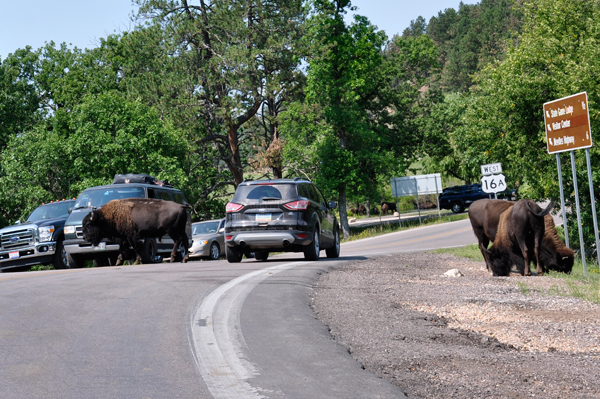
[469,199,573,274]
[82,198,190,265]
[480,200,553,276]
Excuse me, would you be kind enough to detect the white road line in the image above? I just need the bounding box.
[189,261,310,399]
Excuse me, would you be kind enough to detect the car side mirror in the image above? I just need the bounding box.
[219,228,225,233]
[328,201,338,209]
[68,207,73,214]
[15,220,21,224]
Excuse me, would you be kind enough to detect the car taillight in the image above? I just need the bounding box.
[225,235,233,240]
[284,200,309,210]
[226,202,243,213]
[297,233,308,239]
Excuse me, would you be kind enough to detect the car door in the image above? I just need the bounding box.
[217,219,225,253]
[308,184,334,246]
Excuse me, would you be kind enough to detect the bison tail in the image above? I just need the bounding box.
[527,201,554,217]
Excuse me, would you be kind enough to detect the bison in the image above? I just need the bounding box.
[82,198,190,265]
[381,201,397,214]
[480,200,553,276]
[469,199,573,274]
[381,203,389,215]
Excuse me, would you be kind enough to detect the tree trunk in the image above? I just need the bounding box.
[339,182,350,239]
[366,199,371,217]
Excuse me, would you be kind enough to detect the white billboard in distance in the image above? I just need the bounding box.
[391,173,442,198]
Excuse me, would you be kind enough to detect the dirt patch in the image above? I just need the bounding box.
[311,252,600,398]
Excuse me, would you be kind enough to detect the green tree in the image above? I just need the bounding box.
[134,0,306,187]
[0,48,45,150]
[284,0,423,238]
[0,93,188,223]
[427,0,521,93]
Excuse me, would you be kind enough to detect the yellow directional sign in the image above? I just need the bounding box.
[543,92,592,154]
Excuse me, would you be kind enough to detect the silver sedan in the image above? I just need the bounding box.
[189,219,225,260]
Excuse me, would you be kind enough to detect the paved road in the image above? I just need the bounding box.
[0,219,477,399]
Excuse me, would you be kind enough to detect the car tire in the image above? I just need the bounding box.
[451,202,464,213]
[52,239,69,269]
[66,252,85,269]
[254,250,269,261]
[304,226,320,261]
[208,242,220,260]
[226,246,242,263]
[325,227,340,259]
[140,238,158,264]
[174,242,187,262]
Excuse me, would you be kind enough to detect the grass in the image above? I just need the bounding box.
[431,243,483,261]
[433,243,600,304]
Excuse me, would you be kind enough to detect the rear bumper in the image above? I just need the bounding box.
[225,231,312,250]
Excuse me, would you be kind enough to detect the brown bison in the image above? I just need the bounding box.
[381,203,389,215]
[480,200,553,276]
[469,199,573,274]
[82,198,190,265]
[381,201,397,214]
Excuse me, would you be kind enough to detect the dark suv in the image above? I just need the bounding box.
[224,178,340,262]
[0,199,75,271]
[439,183,492,213]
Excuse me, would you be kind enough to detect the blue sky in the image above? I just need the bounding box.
[0,0,475,61]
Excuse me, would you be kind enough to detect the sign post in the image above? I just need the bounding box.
[544,92,599,273]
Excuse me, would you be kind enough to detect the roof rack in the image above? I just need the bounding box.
[112,173,173,188]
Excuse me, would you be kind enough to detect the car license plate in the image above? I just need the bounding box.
[93,242,106,251]
[256,213,271,222]
[9,251,19,259]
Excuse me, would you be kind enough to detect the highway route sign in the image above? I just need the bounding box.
[481,174,507,194]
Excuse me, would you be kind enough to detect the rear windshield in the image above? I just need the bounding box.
[193,221,221,235]
[233,184,298,203]
[74,187,145,208]
[27,201,73,221]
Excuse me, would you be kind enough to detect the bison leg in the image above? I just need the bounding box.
[514,232,531,276]
[130,237,146,265]
[171,237,190,263]
[115,254,124,266]
[169,240,180,263]
[534,233,544,276]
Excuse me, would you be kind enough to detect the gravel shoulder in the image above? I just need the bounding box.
[311,252,600,398]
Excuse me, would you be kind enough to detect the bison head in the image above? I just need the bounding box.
[481,246,513,276]
[546,250,574,274]
[81,210,105,246]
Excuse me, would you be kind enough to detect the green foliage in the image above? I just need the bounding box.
[427,0,521,93]
[0,93,188,223]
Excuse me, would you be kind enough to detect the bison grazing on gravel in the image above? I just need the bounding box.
[469,199,573,275]
[82,198,190,265]
[481,200,553,276]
